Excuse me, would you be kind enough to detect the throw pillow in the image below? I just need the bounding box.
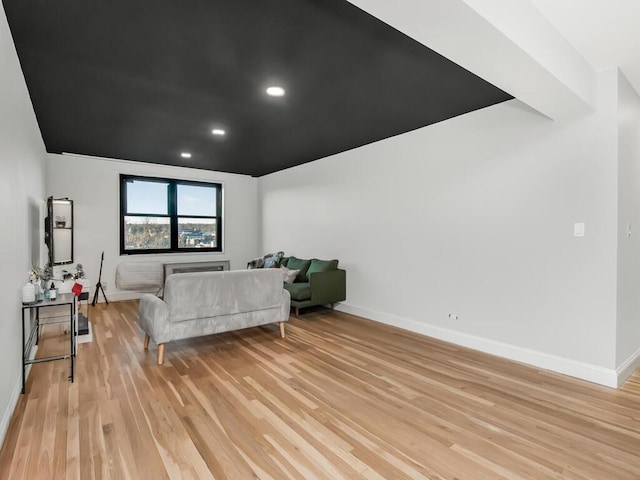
[286,256,311,282]
[246,257,265,269]
[306,259,339,277]
[280,266,300,284]
[262,251,284,269]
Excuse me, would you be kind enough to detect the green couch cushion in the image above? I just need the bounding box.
[307,259,338,278]
[284,282,312,301]
[286,256,311,282]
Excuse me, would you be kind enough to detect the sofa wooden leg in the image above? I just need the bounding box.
[157,343,165,365]
[144,334,150,350]
[279,322,285,338]
[295,307,300,317]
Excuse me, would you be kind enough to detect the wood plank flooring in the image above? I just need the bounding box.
[1,301,640,479]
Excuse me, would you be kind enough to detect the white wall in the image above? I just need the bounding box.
[615,71,640,376]
[46,154,259,301]
[0,8,46,444]
[259,69,622,386]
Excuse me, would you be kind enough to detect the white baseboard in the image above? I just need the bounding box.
[616,348,640,387]
[0,344,37,449]
[0,375,23,450]
[335,303,620,388]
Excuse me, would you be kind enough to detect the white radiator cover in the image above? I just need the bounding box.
[163,260,230,277]
[116,260,231,293]
[115,262,164,292]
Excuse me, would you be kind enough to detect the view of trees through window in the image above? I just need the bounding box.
[124,217,170,250]
[120,175,222,254]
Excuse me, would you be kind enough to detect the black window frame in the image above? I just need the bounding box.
[120,174,223,255]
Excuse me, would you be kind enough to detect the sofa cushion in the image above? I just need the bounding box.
[280,266,299,284]
[246,257,264,269]
[306,259,338,278]
[285,256,311,282]
[284,282,312,301]
[165,269,284,322]
[262,251,284,268]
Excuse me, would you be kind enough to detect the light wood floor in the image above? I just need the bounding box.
[1,302,640,479]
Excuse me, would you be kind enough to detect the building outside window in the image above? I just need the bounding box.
[120,174,222,254]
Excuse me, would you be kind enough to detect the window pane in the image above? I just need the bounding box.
[177,184,216,216]
[178,218,217,248]
[126,180,169,215]
[123,216,170,250]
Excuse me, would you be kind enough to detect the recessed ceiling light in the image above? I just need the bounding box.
[266,86,285,97]
[180,152,192,158]
[211,129,226,136]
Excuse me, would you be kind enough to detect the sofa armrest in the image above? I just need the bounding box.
[139,294,170,343]
[280,288,291,321]
[309,269,346,305]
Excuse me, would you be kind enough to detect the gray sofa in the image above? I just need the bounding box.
[138,268,291,365]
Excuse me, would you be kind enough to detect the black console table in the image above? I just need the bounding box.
[21,293,76,394]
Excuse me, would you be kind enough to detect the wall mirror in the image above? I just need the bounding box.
[45,197,73,265]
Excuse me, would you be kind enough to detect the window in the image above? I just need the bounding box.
[120,174,222,254]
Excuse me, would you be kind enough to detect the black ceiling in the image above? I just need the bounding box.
[3,0,512,177]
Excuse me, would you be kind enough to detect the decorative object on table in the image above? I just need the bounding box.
[71,282,83,296]
[30,263,53,301]
[92,251,109,306]
[49,282,57,300]
[33,282,42,301]
[61,269,74,281]
[75,263,85,279]
[30,263,53,284]
[21,282,36,304]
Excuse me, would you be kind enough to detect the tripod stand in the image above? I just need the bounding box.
[92,251,109,306]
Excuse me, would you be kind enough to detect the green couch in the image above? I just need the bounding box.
[281,256,346,316]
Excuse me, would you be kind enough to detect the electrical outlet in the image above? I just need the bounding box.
[102,281,108,292]
[448,313,458,320]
